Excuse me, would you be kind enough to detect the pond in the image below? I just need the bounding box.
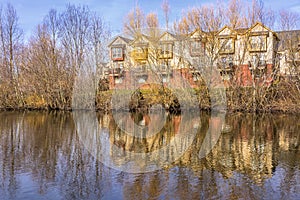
[0,111,299,199]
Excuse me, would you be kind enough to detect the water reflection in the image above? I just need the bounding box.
[0,111,299,199]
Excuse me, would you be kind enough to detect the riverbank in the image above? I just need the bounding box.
[1,79,300,113]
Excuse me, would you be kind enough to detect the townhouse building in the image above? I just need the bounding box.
[105,22,299,89]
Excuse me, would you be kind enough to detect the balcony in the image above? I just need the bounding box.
[157,65,172,75]
[248,60,267,78]
[159,43,173,59]
[217,58,236,81]
[131,48,148,61]
[109,68,123,77]
[133,66,148,76]
[158,50,173,59]
[190,66,201,74]
[257,60,267,70]
[286,52,300,66]
[104,68,110,76]
[217,60,235,73]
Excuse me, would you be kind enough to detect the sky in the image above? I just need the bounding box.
[0,0,299,39]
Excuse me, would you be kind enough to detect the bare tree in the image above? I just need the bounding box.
[59,4,91,72]
[44,9,60,67]
[0,3,23,106]
[0,6,6,76]
[21,23,69,109]
[146,12,159,29]
[90,12,111,78]
[123,6,145,36]
[247,0,275,28]
[18,5,110,109]
[174,4,225,33]
[146,12,159,37]
[226,0,245,29]
[279,9,300,31]
[4,4,22,81]
[161,0,170,30]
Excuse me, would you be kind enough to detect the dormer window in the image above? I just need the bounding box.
[219,38,235,54]
[190,39,204,56]
[111,47,124,61]
[159,42,173,59]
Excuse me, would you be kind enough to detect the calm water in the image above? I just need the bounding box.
[0,111,299,199]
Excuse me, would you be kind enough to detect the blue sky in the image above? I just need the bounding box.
[0,0,299,38]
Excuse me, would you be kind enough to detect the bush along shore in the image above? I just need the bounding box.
[1,78,300,113]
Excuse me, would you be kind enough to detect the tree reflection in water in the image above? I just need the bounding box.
[0,111,299,199]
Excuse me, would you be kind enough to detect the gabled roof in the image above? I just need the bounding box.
[234,28,248,34]
[216,25,237,37]
[158,31,177,41]
[245,22,278,39]
[130,34,151,46]
[189,29,205,39]
[108,36,132,47]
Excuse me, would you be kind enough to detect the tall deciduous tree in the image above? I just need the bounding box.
[146,12,159,29]
[90,12,111,78]
[44,9,60,68]
[279,9,300,31]
[146,12,159,37]
[123,6,145,36]
[19,5,110,109]
[226,0,245,29]
[59,4,91,72]
[161,0,170,30]
[0,3,23,106]
[247,0,275,28]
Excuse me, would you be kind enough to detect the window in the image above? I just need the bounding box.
[296,52,300,61]
[219,38,235,54]
[111,47,124,61]
[115,77,123,84]
[190,40,204,56]
[159,43,173,59]
[113,62,124,69]
[193,74,201,82]
[162,74,169,83]
[249,35,267,52]
[160,65,168,71]
[221,74,231,81]
[138,77,146,83]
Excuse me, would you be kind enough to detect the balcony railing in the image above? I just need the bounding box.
[248,60,267,78]
[109,68,123,77]
[158,50,173,59]
[190,66,201,74]
[131,49,148,61]
[157,66,172,75]
[217,61,235,73]
[133,66,148,76]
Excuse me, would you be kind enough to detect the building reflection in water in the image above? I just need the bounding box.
[0,111,299,199]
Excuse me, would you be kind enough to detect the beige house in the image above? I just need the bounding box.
[276,30,300,77]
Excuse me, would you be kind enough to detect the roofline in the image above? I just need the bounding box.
[216,25,238,36]
[107,35,132,47]
[245,22,279,39]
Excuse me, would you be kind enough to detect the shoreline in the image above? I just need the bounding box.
[1,105,300,114]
